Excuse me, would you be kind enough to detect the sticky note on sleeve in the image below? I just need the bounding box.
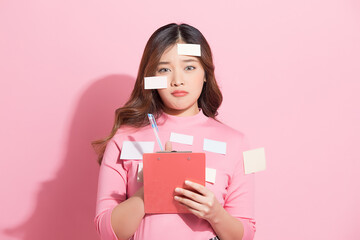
[243,147,266,174]
[144,76,167,89]
[120,141,155,159]
[177,44,201,56]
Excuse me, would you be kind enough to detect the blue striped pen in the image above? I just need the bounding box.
[147,113,164,151]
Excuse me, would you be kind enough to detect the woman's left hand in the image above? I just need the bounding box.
[174,180,223,223]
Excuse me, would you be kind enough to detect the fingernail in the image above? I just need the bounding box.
[175,188,181,192]
[174,196,179,200]
[185,180,191,185]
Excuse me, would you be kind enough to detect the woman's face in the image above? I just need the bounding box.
[155,43,206,117]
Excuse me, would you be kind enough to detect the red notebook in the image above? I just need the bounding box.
[143,152,205,214]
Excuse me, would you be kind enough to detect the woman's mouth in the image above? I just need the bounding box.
[171,90,188,97]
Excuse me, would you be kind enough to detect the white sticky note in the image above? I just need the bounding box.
[243,147,266,174]
[120,141,155,159]
[144,76,167,89]
[170,132,194,145]
[177,44,201,56]
[205,168,216,184]
[137,162,143,182]
[203,138,227,155]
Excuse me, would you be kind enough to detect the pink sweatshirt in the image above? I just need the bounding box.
[94,110,256,240]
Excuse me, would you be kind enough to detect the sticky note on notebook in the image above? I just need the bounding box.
[203,138,227,155]
[205,168,216,184]
[177,44,201,56]
[243,147,266,174]
[170,132,193,145]
[144,76,167,89]
[120,141,155,159]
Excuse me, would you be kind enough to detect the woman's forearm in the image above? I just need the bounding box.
[111,188,145,240]
[209,207,244,240]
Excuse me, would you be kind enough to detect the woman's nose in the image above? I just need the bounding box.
[170,71,184,87]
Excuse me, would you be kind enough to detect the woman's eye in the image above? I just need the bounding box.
[185,66,195,71]
[158,68,171,73]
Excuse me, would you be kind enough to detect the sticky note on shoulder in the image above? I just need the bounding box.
[144,76,167,89]
[120,141,155,159]
[177,44,201,56]
[243,147,266,174]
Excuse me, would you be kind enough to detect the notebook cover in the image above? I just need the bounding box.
[143,152,205,214]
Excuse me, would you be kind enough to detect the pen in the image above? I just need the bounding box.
[147,113,164,151]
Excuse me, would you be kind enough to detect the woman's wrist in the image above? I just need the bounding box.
[207,203,227,225]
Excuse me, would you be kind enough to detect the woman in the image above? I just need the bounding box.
[93,23,255,240]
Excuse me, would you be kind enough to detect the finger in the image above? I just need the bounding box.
[175,187,205,204]
[184,208,205,219]
[184,180,209,196]
[165,141,172,151]
[180,203,205,219]
[174,195,204,212]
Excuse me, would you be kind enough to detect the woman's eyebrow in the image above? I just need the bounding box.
[182,59,198,63]
[158,61,170,65]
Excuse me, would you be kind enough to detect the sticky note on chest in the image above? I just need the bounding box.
[170,132,194,145]
[120,141,155,160]
[203,138,227,155]
[177,44,201,56]
[144,76,167,89]
[205,168,216,184]
[243,147,266,174]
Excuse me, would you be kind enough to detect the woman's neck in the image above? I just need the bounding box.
[162,106,200,117]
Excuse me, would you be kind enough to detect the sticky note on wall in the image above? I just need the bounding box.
[243,147,266,174]
[144,76,167,89]
[177,44,201,56]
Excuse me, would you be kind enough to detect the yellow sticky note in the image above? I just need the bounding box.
[243,148,266,174]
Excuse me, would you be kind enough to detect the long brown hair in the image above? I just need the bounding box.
[93,23,223,164]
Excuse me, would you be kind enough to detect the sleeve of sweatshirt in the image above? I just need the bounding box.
[94,139,127,240]
[223,134,256,240]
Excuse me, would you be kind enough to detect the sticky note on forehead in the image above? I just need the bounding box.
[177,44,201,56]
[243,147,266,174]
[144,76,167,89]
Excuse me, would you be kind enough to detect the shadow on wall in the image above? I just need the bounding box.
[4,74,135,239]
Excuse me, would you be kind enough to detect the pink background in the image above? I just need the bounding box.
[1,0,359,239]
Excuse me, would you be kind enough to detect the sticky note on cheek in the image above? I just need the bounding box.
[144,76,167,89]
[177,44,201,56]
[243,147,266,174]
